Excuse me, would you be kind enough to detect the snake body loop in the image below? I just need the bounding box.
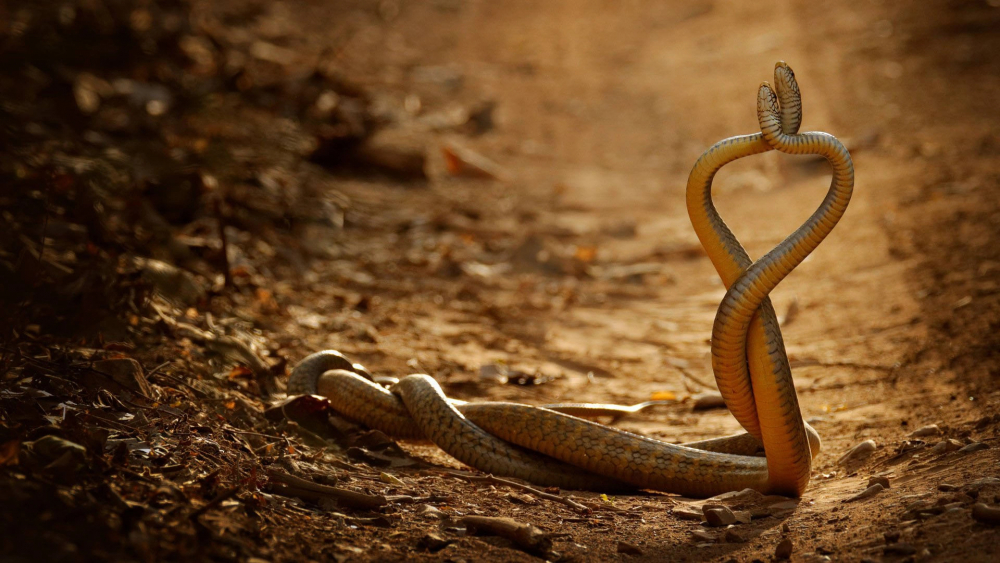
[289,62,853,497]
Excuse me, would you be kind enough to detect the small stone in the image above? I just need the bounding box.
[972,503,1000,525]
[929,439,963,454]
[938,484,959,492]
[692,393,727,411]
[908,424,941,438]
[959,442,989,453]
[617,541,643,555]
[770,500,800,511]
[417,504,447,520]
[838,440,877,465]
[690,530,715,542]
[844,483,884,503]
[868,475,891,489]
[733,510,752,524]
[803,555,831,563]
[506,493,537,505]
[781,523,791,534]
[775,538,794,560]
[417,533,451,552]
[884,543,917,555]
[724,530,746,543]
[884,530,901,543]
[704,506,737,527]
[672,506,705,521]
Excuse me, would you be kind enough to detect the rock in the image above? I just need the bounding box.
[417,533,452,552]
[690,530,715,542]
[838,440,877,465]
[972,503,1000,525]
[844,483,884,503]
[959,442,989,453]
[706,488,761,503]
[92,358,153,397]
[617,541,643,555]
[867,475,891,489]
[733,510,752,524]
[884,530,901,543]
[775,538,794,560]
[672,506,705,521]
[938,484,959,492]
[704,506,737,527]
[441,143,507,181]
[724,530,746,543]
[770,500,800,511]
[928,439,963,454]
[908,424,941,438]
[692,393,727,411]
[417,504,447,520]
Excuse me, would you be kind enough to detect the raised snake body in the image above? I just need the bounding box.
[288,62,854,498]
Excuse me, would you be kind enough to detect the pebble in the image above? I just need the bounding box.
[692,393,727,411]
[617,541,644,555]
[867,475,891,489]
[417,504,447,520]
[928,439,963,454]
[690,530,715,542]
[908,424,941,438]
[691,530,715,541]
[959,442,989,453]
[704,506,738,527]
[775,538,794,560]
[972,503,1000,525]
[417,533,452,552]
[844,483,884,503]
[672,506,705,521]
[724,530,746,543]
[838,440,877,465]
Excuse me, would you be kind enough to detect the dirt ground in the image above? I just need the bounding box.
[3,0,1000,562]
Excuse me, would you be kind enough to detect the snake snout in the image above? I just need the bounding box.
[757,82,780,116]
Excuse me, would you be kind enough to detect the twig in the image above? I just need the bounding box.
[267,468,387,510]
[444,471,591,515]
[460,516,563,557]
[790,358,898,371]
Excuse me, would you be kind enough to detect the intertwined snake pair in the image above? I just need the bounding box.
[289,62,854,498]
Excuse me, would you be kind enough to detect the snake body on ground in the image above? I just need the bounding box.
[288,62,854,498]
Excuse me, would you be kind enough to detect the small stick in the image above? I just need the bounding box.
[444,471,591,515]
[460,516,562,557]
[267,468,387,510]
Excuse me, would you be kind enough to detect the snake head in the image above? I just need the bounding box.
[773,61,802,135]
[757,81,783,144]
[757,82,780,117]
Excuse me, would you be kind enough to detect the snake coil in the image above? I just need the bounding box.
[289,62,854,497]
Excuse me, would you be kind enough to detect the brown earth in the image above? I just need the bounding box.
[2,0,1000,562]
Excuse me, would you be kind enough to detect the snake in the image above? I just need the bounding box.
[288,62,854,498]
